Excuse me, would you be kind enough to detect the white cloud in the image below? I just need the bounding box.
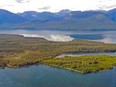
[38,6,50,10]
[0,0,116,13]
[15,0,30,3]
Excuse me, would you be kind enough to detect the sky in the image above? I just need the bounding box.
[0,0,116,13]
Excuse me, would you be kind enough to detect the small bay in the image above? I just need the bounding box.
[0,65,116,87]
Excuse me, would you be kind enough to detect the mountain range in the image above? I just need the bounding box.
[1,9,116,31]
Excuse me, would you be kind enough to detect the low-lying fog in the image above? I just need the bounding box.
[21,34,74,42]
[0,30,116,43]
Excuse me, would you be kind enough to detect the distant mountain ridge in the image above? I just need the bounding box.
[0,9,27,24]
[1,9,116,30]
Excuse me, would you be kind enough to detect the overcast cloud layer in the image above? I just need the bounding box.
[0,0,116,13]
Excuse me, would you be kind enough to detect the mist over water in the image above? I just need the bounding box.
[21,34,74,42]
[0,30,74,42]
[0,30,116,43]
[97,34,116,43]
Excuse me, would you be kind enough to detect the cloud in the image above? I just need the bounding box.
[0,5,14,8]
[1,0,116,13]
[96,0,116,10]
[15,0,30,3]
[98,5,116,10]
[38,6,50,10]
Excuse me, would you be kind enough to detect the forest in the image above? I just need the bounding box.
[0,34,116,73]
[42,55,116,73]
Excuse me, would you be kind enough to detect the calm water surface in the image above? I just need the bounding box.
[56,52,116,58]
[0,65,116,87]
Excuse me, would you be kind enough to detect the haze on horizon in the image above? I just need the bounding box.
[0,0,116,13]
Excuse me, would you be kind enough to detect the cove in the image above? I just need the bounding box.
[0,65,116,87]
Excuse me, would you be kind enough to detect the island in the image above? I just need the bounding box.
[42,55,116,74]
[0,34,116,74]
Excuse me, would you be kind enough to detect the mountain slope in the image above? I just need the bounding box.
[1,9,116,31]
[11,14,116,30]
[18,11,62,20]
[0,9,27,24]
[107,9,116,21]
